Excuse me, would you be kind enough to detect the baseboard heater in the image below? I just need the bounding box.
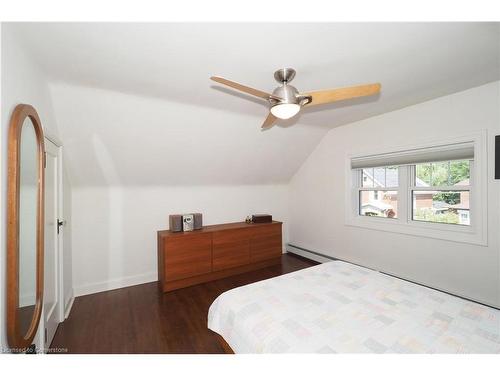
[286,243,337,263]
[286,244,372,270]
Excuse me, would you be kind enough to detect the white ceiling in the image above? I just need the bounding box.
[5,23,499,187]
[13,22,500,129]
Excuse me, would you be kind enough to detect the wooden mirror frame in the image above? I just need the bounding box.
[7,104,45,351]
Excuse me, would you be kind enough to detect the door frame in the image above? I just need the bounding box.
[42,134,65,350]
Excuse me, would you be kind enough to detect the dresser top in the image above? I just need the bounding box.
[158,221,282,238]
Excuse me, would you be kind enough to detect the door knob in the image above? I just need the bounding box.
[57,219,66,234]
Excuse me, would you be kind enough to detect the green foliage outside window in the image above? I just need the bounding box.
[415,160,469,205]
[434,192,461,205]
[416,160,469,186]
[413,208,459,224]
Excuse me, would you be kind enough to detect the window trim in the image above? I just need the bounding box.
[345,131,487,246]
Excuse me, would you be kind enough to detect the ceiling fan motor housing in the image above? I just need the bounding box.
[272,84,300,105]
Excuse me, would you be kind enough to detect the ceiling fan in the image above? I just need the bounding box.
[210,68,381,130]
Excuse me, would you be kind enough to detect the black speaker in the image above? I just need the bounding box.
[193,213,203,230]
[496,135,500,180]
[169,214,183,232]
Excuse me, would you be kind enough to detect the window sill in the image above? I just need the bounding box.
[345,215,487,246]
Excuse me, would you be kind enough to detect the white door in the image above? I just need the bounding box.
[43,139,62,349]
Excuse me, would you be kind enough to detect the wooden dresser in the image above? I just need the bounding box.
[157,221,282,292]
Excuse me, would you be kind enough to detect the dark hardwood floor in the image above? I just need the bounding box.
[50,253,318,354]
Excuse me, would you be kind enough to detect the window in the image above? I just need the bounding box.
[359,166,398,219]
[346,135,486,246]
[411,160,470,226]
[355,160,471,225]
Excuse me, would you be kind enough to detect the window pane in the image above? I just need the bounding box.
[415,160,470,187]
[415,163,431,186]
[362,169,373,187]
[359,190,398,218]
[412,190,470,225]
[385,166,399,187]
[449,160,470,185]
[373,167,386,187]
[431,162,449,186]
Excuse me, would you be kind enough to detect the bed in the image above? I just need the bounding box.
[208,260,500,353]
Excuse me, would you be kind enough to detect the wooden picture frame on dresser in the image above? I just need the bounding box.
[157,221,283,292]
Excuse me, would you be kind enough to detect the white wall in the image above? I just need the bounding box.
[72,184,289,296]
[1,25,74,349]
[47,83,307,297]
[289,81,500,307]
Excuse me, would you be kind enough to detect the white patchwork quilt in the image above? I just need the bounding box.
[207,260,500,353]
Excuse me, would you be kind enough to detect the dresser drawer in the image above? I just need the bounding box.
[213,229,251,271]
[164,232,212,282]
[250,234,282,262]
[249,223,282,237]
[213,227,252,243]
[213,239,250,271]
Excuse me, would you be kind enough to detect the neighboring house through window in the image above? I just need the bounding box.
[359,167,399,218]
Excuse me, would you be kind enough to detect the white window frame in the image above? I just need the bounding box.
[409,162,472,227]
[345,131,487,246]
[358,167,400,219]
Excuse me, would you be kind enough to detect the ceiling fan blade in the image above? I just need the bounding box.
[211,76,277,100]
[302,83,381,107]
[261,113,278,130]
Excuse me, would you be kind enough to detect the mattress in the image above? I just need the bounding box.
[207,260,500,353]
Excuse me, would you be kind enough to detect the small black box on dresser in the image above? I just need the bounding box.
[252,214,272,223]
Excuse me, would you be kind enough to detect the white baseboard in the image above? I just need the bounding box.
[73,271,157,297]
[286,244,333,263]
[64,294,75,320]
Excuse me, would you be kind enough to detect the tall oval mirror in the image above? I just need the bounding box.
[18,118,39,338]
[7,104,45,352]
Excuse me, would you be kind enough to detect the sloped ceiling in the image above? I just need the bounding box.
[7,23,500,186]
[48,83,327,186]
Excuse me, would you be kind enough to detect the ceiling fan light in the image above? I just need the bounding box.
[270,103,300,120]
